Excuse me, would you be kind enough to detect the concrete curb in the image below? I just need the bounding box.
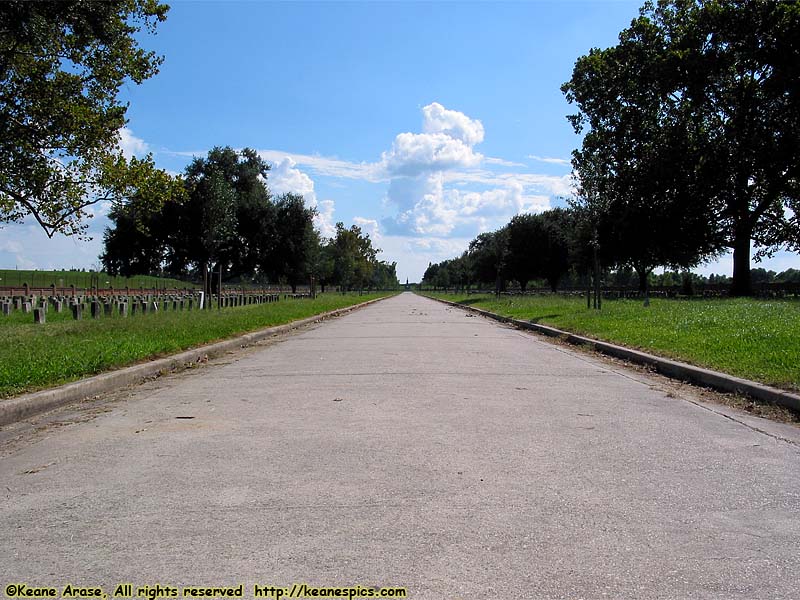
[0,296,390,427]
[426,295,800,413]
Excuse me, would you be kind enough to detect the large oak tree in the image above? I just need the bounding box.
[563,0,800,295]
[0,0,172,238]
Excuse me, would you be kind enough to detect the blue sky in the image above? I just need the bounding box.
[1,0,797,282]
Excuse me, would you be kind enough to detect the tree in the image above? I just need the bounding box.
[270,193,317,292]
[537,209,575,292]
[468,228,509,293]
[329,222,379,291]
[100,175,185,276]
[505,209,576,292]
[169,147,272,280]
[370,261,399,290]
[505,215,541,292]
[0,0,171,238]
[564,0,800,296]
[314,243,336,293]
[422,263,440,289]
[679,0,800,295]
[449,253,473,292]
[563,7,723,292]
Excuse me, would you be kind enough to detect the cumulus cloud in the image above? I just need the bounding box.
[381,132,482,177]
[266,156,339,238]
[118,127,149,159]
[353,217,381,241]
[422,102,484,146]
[376,234,473,282]
[444,170,575,198]
[268,157,317,205]
[383,173,550,237]
[314,199,336,239]
[376,103,559,239]
[379,102,485,178]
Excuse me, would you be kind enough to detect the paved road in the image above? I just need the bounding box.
[1,292,799,599]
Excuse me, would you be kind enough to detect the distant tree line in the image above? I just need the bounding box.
[101,147,398,292]
[422,208,800,295]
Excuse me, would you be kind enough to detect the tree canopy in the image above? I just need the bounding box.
[102,147,399,292]
[563,0,800,295]
[0,0,173,238]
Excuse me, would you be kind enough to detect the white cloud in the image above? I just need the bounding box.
[379,103,485,177]
[256,150,383,182]
[314,199,336,239]
[381,131,483,177]
[265,156,340,238]
[422,102,485,146]
[118,127,149,159]
[445,170,575,198]
[377,104,561,240]
[353,217,381,241]
[268,157,317,205]
[485,157,526,167]
[383,173,550,237]
[0,222,105,271]
[528,155,571,166]
[158,104,577,281]
[377,235,473,282]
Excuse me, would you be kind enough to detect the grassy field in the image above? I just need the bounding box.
[424,292,800,391]
[0,269,196,290]
[0,292,393,398]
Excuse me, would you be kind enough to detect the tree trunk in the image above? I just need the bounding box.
[730,230,752,297]
[291,283,297,294]
[593,248,601,309]
[636,268,648,293]
[635,266,651,306]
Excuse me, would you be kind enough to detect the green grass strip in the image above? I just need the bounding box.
[0,268,196,290]
[425,293,800,391]
[0,293,394,398]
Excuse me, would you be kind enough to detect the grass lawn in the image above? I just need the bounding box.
[424,292,800,392]
[0,292,393,398]
[0,268,196,290]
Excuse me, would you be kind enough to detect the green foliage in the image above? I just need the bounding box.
[102,146,275,279]
[0,0,174,238]
[101,149,399,291]
[0,292,393,398]
[370,261,400,290]
[506,209,574,291]
[270,193,317,291]
[424,209,577,293]
[327,222,381,291]
[467,229,509,291]
[562,4,724,286]
[428,293,800,391]
[563,0,800,296]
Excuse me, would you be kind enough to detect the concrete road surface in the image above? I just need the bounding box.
[1,292,799,599]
